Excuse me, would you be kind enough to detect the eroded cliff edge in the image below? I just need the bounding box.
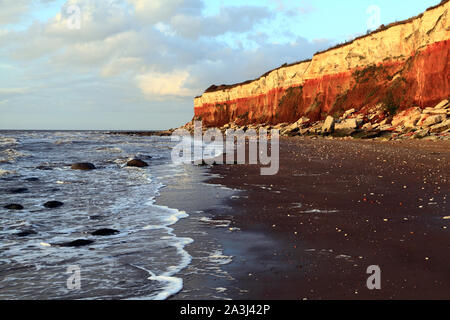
[194,0,449,127]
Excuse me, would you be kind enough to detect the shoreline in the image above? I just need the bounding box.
[158,137,450,300]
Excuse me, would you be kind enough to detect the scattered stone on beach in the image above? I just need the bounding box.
[322,116,335,133]
[91,228,120,236]
[126,159,149,167]
[429,119,450,133]
[4,204,24,210]
[58,239,95,247]
[9,188,29,194]
[434,99,449,109]
[43,201,64,209]
[335,118,359,131]
[71,163,96,170]
[16,230,37,237]
[420,114,446,127]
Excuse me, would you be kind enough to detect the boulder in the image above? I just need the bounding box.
[434,99,449,109]
[413,129,430,139]
[91,228,120,236]
[44,201,64,209]
[423,108,448,115]
[343,108,356,118]
[71,163,96,170]
[392,107,422,127]
[58,239,94,247]
[4,204,24,210]
[9,188,28,194]
[421,115,446,127]
[126,159,149,167]
[36,166,53,171]
[296,117,310,125]
[429,119,450,133]
[335,118,358,130]
[322,116,335,133]
[16,230,37,237]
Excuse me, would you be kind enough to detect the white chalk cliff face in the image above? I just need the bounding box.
[194,1,449,127]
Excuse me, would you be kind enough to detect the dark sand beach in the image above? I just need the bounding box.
[162,137,450,300]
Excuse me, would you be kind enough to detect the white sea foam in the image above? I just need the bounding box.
[0,169,15,177]
[199,217,231,228]
[96,147,123,153]
[302,209,339,214]
[207,249,233,265]
[0,137,18,146]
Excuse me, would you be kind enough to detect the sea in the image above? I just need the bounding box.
[0,130,233,300]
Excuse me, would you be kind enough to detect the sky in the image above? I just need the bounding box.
[0,0,440,130]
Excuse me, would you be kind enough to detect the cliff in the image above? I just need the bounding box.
[194,0,450,127]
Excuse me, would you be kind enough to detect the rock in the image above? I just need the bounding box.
[36,165,53,171]
[362,123,373,131]
[44,201,64,209]
[421,114,446,127]
[392,107,422,127]
[335,118,358,131]
[71,163,96,170]
[4,204,24,210]
[296,117,310,125]
[429,119,450,133]
[423,108,448,115]
[25,177,39,182]
[322,116,335,133]
[343,108,356,118]
[434,99,449,109]
[126,159,149,167]
[9,188,28,194]
[413,129,430,139]
[58,239,94,247]
[16,230,37,237]
[91,228,120,236]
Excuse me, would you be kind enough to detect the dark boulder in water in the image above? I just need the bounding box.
[4,204,24,210]
[58,239,94,247]
[17,230,37,237]
[44,201,64,209]
[25,177,39,182]
[71,163,96,170]
[91,228,120,236]
[126,159,149,167]
[9,188,28,194]
[37,166,53,171]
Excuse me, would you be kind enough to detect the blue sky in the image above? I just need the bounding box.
[0,0,440,130]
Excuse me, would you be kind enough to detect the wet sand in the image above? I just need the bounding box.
[202,137,450,300]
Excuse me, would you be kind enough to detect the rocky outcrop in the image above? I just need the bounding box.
[193,1,449,127]
[204,99,449,140]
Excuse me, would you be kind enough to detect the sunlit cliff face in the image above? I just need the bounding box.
[194,1,449,127]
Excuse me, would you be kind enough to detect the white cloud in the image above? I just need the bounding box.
[136,70,197,98]
[0,0,30,25]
